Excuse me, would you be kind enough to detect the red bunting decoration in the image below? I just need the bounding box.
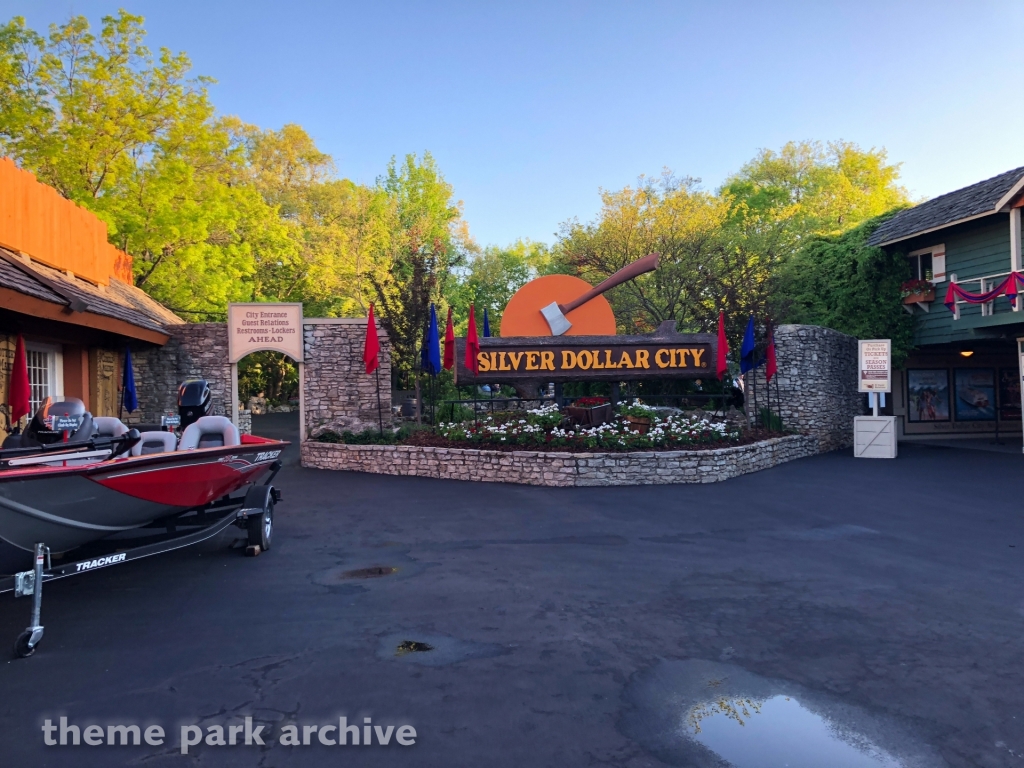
[945,272,1024,310]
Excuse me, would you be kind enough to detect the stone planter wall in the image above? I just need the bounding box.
[746,325,863,452]
[300,434,816,487]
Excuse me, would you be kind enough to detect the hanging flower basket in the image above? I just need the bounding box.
[901,279,935,304]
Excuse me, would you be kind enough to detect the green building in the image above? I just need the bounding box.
[868,166,1024,440]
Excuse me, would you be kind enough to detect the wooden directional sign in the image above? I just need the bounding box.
[454,322,715,385]
[227,302,304,363]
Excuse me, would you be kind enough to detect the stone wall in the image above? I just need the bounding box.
[303,319,393,437]
[300,434,816,487]
[131,323,232,426]
[746,324,862,451]
[129,318,392,438]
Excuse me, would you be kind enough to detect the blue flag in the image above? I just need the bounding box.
[421,304,442,376]
[122,346,138,413]
[483,307,491,337]
[740,315,759,374]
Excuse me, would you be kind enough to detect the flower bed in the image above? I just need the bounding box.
[432,402,742,452]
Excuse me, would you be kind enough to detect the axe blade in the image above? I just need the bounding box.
[540,302,571,336]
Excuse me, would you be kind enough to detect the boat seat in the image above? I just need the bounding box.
[131,431,178,456]
[178,416,240,451]
[94,417,129,438]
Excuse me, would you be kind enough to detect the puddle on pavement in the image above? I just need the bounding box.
[620,660,940,768]
[685,693,900,767]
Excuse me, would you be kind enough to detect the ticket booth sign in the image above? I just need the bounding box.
[858,339,891,393]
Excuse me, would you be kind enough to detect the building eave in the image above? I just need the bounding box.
[0,286,170,344]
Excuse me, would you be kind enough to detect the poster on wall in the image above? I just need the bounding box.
[998,367,1022,421]
[907,369,950,422]
[954,368,997,422]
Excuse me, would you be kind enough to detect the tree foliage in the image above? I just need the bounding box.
[366,153,469,386]
[557,174,732,334]
[0,12,293,315]
[0,10,921,377]
[449,239,551,333]
[554,144,912,348]
[776,213,915,365]
[723,140,910,239]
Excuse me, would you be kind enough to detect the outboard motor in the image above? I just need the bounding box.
[178,379,212,430]
[18,397,96,447]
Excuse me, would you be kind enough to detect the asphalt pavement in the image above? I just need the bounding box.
[0,416,1021,767]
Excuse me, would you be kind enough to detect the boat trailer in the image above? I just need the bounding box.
[0,472,281,659]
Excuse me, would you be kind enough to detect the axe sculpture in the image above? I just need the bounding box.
[539,252,660,335]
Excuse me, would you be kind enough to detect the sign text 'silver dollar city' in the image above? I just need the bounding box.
[456,335,716,383]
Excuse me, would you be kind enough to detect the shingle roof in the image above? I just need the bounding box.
[868,166,1024,246]
[0,247,184,335]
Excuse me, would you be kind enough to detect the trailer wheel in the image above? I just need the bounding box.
[14,630,36,658]
[247,498,273,552]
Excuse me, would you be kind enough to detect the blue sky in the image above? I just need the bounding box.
[14,1,1024,248]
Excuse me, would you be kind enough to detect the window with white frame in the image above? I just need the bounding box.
[24,343,64,416]
[908,245,946,283]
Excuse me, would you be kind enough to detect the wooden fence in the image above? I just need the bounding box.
[0,158,133,286]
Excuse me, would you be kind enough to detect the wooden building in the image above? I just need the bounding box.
[869,166,1024,440]
[0,159,183,442]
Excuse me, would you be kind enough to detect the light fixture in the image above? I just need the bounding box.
[960,350,974,357]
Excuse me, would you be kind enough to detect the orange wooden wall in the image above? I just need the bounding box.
[0,158,133,285]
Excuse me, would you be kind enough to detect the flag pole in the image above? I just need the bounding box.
[751,360,757,428]
[765,321,771,428]
[375,366,384,437]
[776,367,782,430]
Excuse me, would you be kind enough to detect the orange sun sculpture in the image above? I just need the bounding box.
[499,275,617,337]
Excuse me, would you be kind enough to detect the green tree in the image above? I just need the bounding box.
[450,239,550,333]
[723,140,910,239]
[367,152,470,387]
[236,120,384,316]
[0,12,293,315]
[777,213,914,365]
[556,172,733,334]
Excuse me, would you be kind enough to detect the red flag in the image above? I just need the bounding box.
[9,334,30,423]
[715,311,730,380]
[465,304,480,374]
[765,321,778,382]
[363,304,380,374]
[443,307,455,370]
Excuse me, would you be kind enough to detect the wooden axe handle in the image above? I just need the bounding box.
[561,252,660,314]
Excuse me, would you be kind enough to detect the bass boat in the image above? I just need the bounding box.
[0,387,287,658]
